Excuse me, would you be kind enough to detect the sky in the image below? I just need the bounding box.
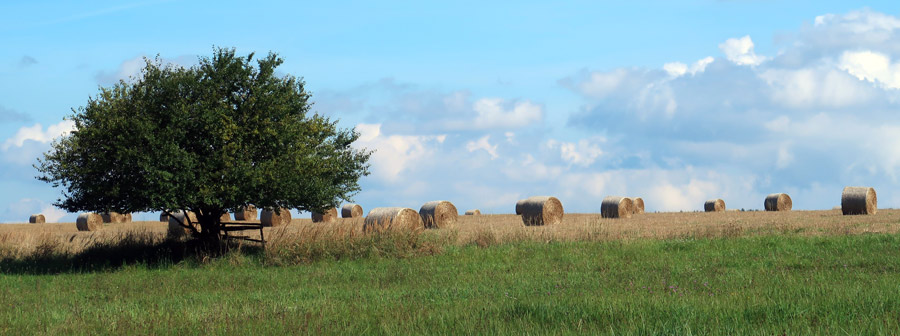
[2,1,900,222]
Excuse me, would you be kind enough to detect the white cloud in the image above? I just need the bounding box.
[814,9,900,34]
[41,205,67,223]
[354,123,446,182]
[471,98,543,129]
[759,67,875,108]
[719,35,767,66]
[664,56,715,77]
[95,54,195,85]
[2,120,75,150]
[465,135,498,159]
[546,138,604,166]
[839,50,900,89]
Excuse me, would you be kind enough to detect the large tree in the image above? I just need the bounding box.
[36,48,371,242]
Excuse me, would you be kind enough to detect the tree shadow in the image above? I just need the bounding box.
[0,237,265,275]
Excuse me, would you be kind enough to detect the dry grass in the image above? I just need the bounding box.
[3,210,900,262]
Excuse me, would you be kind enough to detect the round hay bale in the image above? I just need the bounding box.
[101,212,127,223]
[764,193,792,211]
[341,204,363,218]
[704,199,726,212]
[76,213,102,231]
[220,213,231,222]
[419,201,458,229]
[515,199,526,215]
[465,209,481,215]
[159,213,169,222]
[234,205,257,221]
[601,196,634,219]
[520,196,564,226]
[363,207,423,232]
[841,186,877,215]
[312,207,339,223]
[260,208,292,227]
[29,214,45,224]
[633,197,645,214]
[123,213,132,223]
[167,211,200,239]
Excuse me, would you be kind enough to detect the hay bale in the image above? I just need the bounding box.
[220,213,231,222]
[515,199,526,215]
[124,213,132,223]
[601,196,634,219]
[260,208,292,227]
[159,213,169,222]
[704,199,726,212]
[29,214,46,224]
[363,207,423,232]
[764,193,792,211]
[341,204,363,218]
[841,186,877,215]
[632,197,645,214]
[234,205,258,221]
[312,207,339,223]
[419,201,459,229]
[520,196,564,226]
[465,209,481,215]
[167,211,200,238]
[76,213,102,231]
[101,212,128,223]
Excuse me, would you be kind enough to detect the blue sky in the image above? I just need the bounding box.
[1,1,900,222]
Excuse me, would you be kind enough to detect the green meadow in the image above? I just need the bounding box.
[2,233,900,334]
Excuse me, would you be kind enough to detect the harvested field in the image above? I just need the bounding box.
[3,210,900,257]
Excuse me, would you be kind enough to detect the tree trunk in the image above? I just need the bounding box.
[196,212,223,245]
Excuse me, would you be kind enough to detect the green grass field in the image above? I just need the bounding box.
[3,232,900,334]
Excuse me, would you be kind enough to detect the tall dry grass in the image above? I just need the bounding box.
[2,210,899,268]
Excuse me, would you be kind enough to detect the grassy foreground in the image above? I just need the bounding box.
[2,233,900,334]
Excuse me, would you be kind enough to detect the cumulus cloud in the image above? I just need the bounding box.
[466,135,498,159]
[2,120,75,150]
[472,98,543,129]
[546,138,604,166]
[354,123,446,182]
[719,35,767,66]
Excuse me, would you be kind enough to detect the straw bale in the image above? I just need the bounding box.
[704,199,726,212]
[234,205,258,221]
[841,186,877,215]
[312,207,339,223]
[167,211,200,238]
[464,209,481,215]
[632,197,645,214]
[29,214,45,224]
[515,199,527,215]
[260,208,292,227]
[764,193,792,211]
[76,213,102,231]
[220,213,231,222]
[363,207,423,232]
[419,201,458,229]
[341,204,363,218]
[159,213,169,222]
[601,196,634,219]
[519,196,564,226]
[101,212,128,223]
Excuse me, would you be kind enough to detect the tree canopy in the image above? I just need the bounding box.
[36,48,371,240]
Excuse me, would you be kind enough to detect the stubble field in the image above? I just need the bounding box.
[2,209,900,334]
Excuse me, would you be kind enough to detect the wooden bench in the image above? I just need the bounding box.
[220,221,266,248]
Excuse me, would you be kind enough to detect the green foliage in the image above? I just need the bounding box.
[36,47,370,237]
[3,234,900,333]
